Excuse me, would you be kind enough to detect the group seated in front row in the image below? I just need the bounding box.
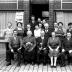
[6,30,72,68]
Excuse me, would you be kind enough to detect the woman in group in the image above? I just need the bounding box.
[14,22,24,39]
[34,25,41,38]
[48,32,61,67]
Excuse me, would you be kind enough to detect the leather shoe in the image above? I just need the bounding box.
[6,62,11,66]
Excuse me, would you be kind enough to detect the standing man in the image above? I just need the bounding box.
[30,16,36,32]
[3,22,13,62]
[44,23,51,45]
[23,31,36,65]
[6,30,22,66]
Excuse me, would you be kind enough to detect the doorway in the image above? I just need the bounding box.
[30,4,49,20]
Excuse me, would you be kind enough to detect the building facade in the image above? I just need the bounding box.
[0,0,72,30]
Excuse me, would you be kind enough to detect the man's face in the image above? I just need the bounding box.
[59,23,63,27]
[13,31,17,36]
[35,25,39,29]
[8,23,12,28]
[38,18,41,22]
[18,23,22,28]
[52,32,56,38]
[68,25,71,29]
[31,16,35,20]
[39,23,42,28]
[54,23,58,28]
[32,20,35,23]
[27,25,31,29]
[42,20,46,24]
[67,33,71,38]
[45,26,49,29]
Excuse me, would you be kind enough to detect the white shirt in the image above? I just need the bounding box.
[34,29,41,38]
[4,27,13,42]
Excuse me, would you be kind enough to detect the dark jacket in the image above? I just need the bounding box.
[9,36,22,49]
[63,37,72,51]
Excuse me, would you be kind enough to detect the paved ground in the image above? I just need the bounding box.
[0,54,72,72]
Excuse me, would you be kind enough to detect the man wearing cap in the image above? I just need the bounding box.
[36,30,48,65]
[67,23,72,35]
[23,31,36,65]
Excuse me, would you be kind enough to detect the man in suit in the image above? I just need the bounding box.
[23,31,36,65]
[30,16,37,32]
[44,23,52,47]
[67,23,72,35]
[6,30,22,66]
[60,32,72,67]
[36,30,48,65]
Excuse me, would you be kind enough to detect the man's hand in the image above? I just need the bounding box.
[18,47,21,51]
[69,50,72,53]
[43,48,46,50]
[55,48,58,52]
[11,49,14,53]
[62,49,65,52]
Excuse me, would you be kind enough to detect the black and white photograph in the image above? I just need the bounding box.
[0,0,72,72]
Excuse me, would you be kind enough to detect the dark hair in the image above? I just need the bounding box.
[68,22,72,26]
[17,22,22,26]
[58,22,63,26]
[31,15,35,18]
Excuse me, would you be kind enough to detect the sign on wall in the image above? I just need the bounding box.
[42,11,49,17]
[15,12,24,23]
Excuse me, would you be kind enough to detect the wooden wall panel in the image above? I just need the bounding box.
[0,11,16,31]
[56,12,72,29]
[0,3,17,10]
[62,3,72,9]
[6,12,16,29]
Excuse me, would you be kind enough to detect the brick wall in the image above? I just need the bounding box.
[23,0,30,28]
[49,0,54,28]
[54,0,61,10]
[49,0,61,28]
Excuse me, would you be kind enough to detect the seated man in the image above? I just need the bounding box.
[61,32,72,66]
[6,30,22,66]
[23,31,36,65]
[36,30,48,65]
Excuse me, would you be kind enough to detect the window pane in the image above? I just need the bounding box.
[0,0,17,2]
[62,3,72,9]
[62,0,72,2]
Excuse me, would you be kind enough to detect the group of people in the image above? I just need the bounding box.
[4,16,72,68]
